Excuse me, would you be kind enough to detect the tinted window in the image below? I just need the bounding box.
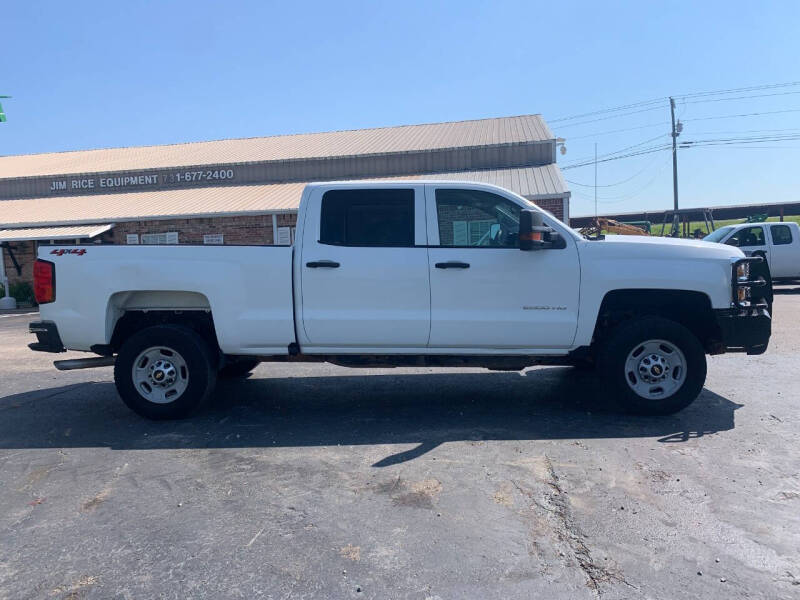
[771,224,793,245]
[435,189,521,247]
[726,226,765,247]
[320,189,414,247]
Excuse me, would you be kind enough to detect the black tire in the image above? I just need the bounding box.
[218,357,260,378]
[598,316,707,415]
[114,325,217,420]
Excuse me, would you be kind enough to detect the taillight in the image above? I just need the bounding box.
[33,259,55,304]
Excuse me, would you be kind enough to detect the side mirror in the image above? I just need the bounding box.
[519,210,565,251]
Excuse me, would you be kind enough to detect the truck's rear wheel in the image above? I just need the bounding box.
[599,316,706,415]
[114,325,217,420]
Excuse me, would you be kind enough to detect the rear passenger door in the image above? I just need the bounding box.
[299,186,431,349]
[768,224,798,278]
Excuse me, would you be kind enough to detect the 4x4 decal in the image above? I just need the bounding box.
[50,248,86,256]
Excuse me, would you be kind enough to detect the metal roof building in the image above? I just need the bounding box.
[0,114,569,296]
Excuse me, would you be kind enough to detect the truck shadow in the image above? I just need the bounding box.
[0,367,741,465]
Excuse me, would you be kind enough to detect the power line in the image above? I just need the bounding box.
[685,144,800,150]
[548,98,664,123]
[554,105,666,129]
[681,133,800,147]
[565,121,669,141]
[681,89,800,105]
[674,80,800,100]
[682,108,800,122]
[686,127,800,135]
[562,134,669,166]
[549,80,800,125]
[565,151,665,188]
[553,80,800,210]
[562,145,671,170]
[571,155,672,202]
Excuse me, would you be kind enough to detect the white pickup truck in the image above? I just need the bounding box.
[29,182,772,420]
[703,221,800,280]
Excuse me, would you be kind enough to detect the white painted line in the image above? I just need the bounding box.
[0,312,38,319]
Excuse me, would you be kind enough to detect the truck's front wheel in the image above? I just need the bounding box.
[114,325,217,420]
[599,316,707,415]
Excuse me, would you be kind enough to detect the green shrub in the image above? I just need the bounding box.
[9,281,36,305]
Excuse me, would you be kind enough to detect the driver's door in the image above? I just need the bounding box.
[726,225,770,267]
[424,185,580,350]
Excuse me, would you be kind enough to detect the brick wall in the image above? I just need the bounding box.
[533,197,564,221]
[2,241,36,287]
[111,214,298,246]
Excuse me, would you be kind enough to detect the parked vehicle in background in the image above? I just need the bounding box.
[704,222,800,280]
[28,182,772,420]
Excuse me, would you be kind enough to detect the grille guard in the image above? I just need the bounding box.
[731,256,772,310]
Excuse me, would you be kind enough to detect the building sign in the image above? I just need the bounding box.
[47,168,236,194]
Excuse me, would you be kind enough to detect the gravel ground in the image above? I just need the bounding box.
[1,290,798,599]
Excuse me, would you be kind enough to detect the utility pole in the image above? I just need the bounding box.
[0,96,16,309]
[669,97,680,236]
[594,142,598,225]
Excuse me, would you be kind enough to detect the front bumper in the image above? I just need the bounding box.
[29,321,66,353]
[714,308,771,355]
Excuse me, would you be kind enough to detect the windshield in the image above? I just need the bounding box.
[703,225,734,243]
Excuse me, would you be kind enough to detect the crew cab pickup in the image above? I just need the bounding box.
[703,221,800,280]
[29,182,772,419]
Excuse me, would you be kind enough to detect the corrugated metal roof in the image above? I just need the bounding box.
[0,165,566,228]
[419,164,566,198]
[0,224,113,242]
[0,115,553,179]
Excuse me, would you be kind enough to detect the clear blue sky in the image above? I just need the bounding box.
[3,0,799,216]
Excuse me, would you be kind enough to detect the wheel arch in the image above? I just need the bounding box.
[593,289,721,352]
[105,290,220,359]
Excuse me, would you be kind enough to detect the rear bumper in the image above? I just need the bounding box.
[714,308,771,355]
[28,321,66,353]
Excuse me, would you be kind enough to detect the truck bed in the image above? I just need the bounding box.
[38,244,296,354]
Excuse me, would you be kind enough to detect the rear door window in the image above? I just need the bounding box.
[770,224,793,245]
[319,189,415,247]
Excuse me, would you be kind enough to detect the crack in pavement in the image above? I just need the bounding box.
[514,457,639,598]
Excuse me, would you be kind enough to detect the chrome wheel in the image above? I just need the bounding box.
[624,339,687,400]
[132,346,189,404]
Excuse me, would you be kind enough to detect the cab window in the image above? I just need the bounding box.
[320,189,415,247]
[726,226,765,247]
[771,224,793,246]
[435,189,521,248]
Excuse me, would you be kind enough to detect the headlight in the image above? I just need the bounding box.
[737,286,751,304]
[737,262,750,281]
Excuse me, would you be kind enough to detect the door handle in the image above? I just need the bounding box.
[435,261,470,269]
[306,260,340,268]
